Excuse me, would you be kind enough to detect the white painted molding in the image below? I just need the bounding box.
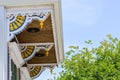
[0,6,8,80]
[8,42,25,68]
[53,1,64,63]
[27,63,57,66]
[0,0,59,6]
[20,67,32,80]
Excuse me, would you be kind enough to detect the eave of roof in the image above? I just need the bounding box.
[5,0,64,63]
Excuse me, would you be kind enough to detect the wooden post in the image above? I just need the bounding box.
[0,6,8,80]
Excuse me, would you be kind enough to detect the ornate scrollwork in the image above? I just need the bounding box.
[7,7,52,41]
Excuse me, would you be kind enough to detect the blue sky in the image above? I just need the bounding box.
[35,0,120,80]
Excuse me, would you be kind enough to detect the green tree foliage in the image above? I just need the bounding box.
[57,35,120,80]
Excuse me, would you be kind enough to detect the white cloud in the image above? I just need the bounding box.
[62,0,102,26]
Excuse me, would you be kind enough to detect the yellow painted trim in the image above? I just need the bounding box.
[29,66,41,78]
[21,46,35,59]
[10,15,26,31]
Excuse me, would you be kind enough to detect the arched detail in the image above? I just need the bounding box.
[10,15,26,32]
[29,66,43,79]
[20,45,36,61]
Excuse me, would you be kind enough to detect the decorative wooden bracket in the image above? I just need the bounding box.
[28,65,55,79]
[6,7,52,41]
[19,43,54,61]
[28,66,43,79]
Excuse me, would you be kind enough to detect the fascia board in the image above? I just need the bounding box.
[27,63,57,66]
[53,1,64,63]
[0,0,58,6]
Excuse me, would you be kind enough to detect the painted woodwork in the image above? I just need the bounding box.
[29,66,43,79]
[7,6,52,41]
[19,43,54,61]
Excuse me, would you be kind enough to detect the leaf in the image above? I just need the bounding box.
[56,35,120,80]
[69,46,79,50]
[66,50,75,55]
[85,40,93,44]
